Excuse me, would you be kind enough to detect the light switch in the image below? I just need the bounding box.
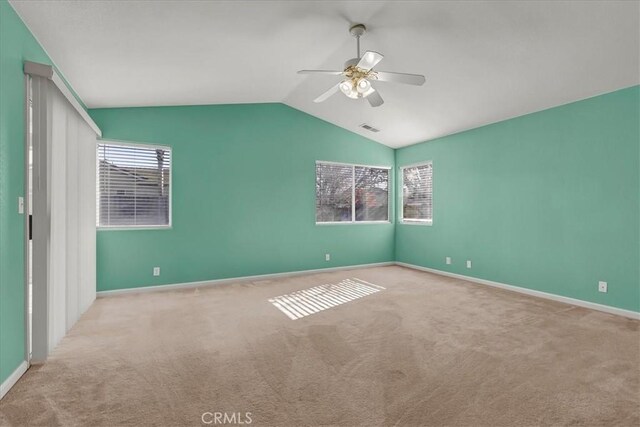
[18,197,24,214]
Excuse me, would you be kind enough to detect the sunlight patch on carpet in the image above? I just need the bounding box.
[268,278,385,320]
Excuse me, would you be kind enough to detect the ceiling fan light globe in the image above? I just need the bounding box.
[356,78,371,94]
[339,81,353,95]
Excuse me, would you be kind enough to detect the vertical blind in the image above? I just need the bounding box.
[97,143,171,227]
[402,162,433,222]
[30,76,98,360]
[316,162,389,223]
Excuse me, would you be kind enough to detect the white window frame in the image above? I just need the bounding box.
[399,161,433,226]
[96,139,173,231]
[315,160,392,225]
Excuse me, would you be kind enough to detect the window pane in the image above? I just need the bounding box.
[97,143,171,227]
[316,163,353,222]
[402,163,432,221]
[355,166,389,221]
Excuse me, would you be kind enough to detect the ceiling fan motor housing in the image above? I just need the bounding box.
[344,58,359,69]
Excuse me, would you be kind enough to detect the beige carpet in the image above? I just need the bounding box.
[0,266,638,426]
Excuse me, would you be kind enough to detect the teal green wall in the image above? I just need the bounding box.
[91,89,639,312]
[89,104,395,291]
[396,86,640,312]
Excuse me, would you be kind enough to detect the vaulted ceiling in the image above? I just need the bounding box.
[10,0,639,148]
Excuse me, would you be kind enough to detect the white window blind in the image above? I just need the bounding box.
[97,142,171,227]
[355,166,389,221]
[316,163,353,222]
[316,161,390,223]
[401,162,433,223]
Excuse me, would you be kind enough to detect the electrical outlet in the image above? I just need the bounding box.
[466,260,472,269]
[598,281,607,293]
[445,257,452,265]
[325,253,331,262]
[153,267,160,276]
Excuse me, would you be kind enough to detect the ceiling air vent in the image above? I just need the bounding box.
[359,123,380,133]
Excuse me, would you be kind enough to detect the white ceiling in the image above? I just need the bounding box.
[10,0,639,148]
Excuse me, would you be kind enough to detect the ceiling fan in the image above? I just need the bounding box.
[298,24,426,107]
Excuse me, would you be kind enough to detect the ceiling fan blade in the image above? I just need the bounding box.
[356,51,384,71]
[366,88,384,107]
[314,83,341,103]
[374,71,426,86]
[298,70,344,75]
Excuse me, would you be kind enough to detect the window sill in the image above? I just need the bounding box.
[97,225,172,231]
[316,221,392,225]
[399,220,433,226]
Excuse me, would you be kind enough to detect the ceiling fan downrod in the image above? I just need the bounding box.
[349,24,366,59]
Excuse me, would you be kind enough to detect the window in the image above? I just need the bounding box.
[97,142,171,228]
[316,161,390,223]
[401,162,433,224]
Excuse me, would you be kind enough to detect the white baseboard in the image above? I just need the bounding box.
[95,260,638,320]
[97,262,395,297]
[0,360,28,400]
[396,262,640,320]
